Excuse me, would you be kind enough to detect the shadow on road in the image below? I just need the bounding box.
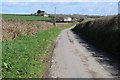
[71,29,120,78]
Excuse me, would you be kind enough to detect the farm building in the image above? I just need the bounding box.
[55,17,72,22]
[63,17,72,22]
[44,14,49,17]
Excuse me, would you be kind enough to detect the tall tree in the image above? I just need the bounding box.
[37,10,41,14]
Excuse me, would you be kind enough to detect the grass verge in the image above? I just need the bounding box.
[2,24,70,78]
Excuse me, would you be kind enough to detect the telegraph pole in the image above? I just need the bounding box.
[54,6,56,27]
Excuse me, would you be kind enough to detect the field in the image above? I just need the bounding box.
[2,20,54,40]
[2,27,59,78]
[72,15,120,56]
[1,14,52,21]
[2,17,72,78]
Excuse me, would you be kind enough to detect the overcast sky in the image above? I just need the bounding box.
[1,0,119,15]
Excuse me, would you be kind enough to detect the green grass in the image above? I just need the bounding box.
[1,14,52,21]
[2,25,70,78]
[0,41,2,79]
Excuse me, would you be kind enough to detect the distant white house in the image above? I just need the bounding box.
[64,17,72,22]
[44,14,49,17]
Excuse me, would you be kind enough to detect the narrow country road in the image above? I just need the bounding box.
[49,26,120,78]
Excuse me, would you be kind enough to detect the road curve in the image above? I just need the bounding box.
[49,26,118,78]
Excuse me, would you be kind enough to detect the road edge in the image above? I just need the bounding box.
[42,39,58,78]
